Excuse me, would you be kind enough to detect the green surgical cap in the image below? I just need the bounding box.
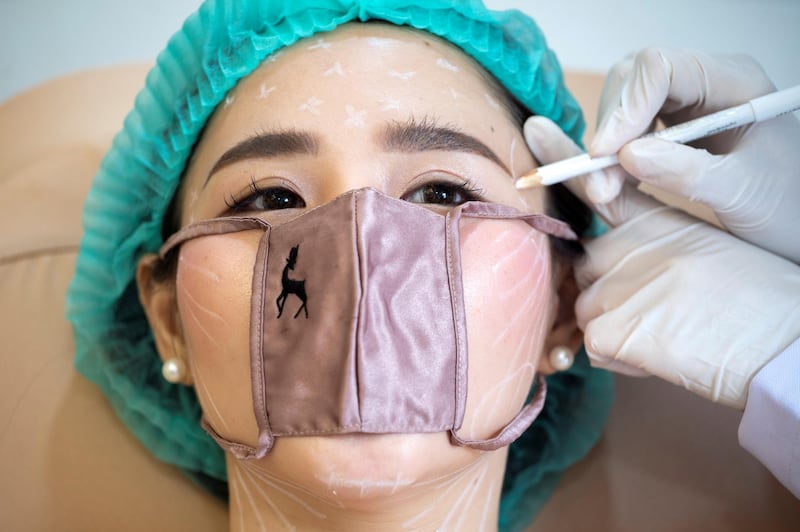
[66,1,612,530]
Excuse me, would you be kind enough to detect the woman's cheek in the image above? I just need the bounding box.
[460,219,553,440]
[175,233,261,445]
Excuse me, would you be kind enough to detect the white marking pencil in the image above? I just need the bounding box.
[515,84,800,189]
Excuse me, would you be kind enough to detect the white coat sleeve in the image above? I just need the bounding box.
[739,337,800,497]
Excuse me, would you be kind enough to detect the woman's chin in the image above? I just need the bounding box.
[260,431,482,507]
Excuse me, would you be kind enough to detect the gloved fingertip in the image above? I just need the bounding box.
[585,352,651,377]
[584,348,613,369]
[585,171,623,205]
[588,133,611,157]
[523,115,559,144]
[619,137,676,179]
[589,113,622,156]
[524,115,582,164]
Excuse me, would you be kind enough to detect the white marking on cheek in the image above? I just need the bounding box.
[479,482,495,532]
[229,469,246,531]
[436,58,460,72]
[298,97,323,115]
[177,276,245,379]
[183,314,223,358]
[440,462,488,530]
[452,464,488,531]
[259,83,276,99]
[379,97,402,111]
[233,467,271,532]
[240,467,300,530]
[488,238,549,364]
[402,504,436,529]
[241,464,328,518]
[186,190,200,224]
[307,38,331,50]
[179,254,222,283]
[469,362,535,436]
[488,228,546,272]
[194,368,232,433]
[484,93,501,110]
[323,62,345,77]
[319,470,413,496]
[344,105,367,128]
[401,462,481,529]
[389,70,416,81]
[509,138,518,179]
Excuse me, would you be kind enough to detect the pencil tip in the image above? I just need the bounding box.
[514,171,543,190]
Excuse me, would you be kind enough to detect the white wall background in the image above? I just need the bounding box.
[1,0,798,103]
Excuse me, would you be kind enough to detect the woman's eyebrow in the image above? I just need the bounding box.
[380,117,510,174]
[204,130,320,188]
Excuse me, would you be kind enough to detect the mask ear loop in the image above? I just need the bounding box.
[449,376,547,450]
[159,216,275,460]
[445,203,576,450]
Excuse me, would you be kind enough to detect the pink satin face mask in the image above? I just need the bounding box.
[160,188,576,459]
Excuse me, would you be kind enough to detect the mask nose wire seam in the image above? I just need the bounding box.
[353,192,364,431]
[251,224,274,457]
[445,208,466,435]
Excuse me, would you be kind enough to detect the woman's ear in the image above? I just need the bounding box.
[538,262,584,375]
[136,254,193,385]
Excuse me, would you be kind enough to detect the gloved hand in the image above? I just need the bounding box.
[525,115,800,409]
[586,48,800,263]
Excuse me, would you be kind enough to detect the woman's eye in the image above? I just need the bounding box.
[225,184,306,212]
[402,181,482,206]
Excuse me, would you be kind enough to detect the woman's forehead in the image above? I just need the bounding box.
[201,22,519,152]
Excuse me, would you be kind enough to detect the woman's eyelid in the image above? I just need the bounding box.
[217,175,308,215]
[226,175,305,204]
[402,170,486,199]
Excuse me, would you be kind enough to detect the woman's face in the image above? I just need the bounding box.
[152,23,559,500]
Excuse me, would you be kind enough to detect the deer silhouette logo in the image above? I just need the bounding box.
[276,245,308,319]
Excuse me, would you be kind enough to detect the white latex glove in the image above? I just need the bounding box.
[587,48,800,263]
[525,115,800,409]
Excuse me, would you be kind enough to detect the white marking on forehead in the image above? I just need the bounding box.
[258,84,276,99]
[365,37,395,50]
[298,96,323,115]
[389,70,416,81]
[264,50,283,63]
[436,58,460,72]
[323,62,345,77]
[308,38,331,50]
[224,94,236,108]
[484,93,501,109]
[344,105,367,128]
[449,88,463,100]
[379,97,402,111]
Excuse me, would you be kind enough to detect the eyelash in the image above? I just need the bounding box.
[223,177,486,213]
[224,178,306,212]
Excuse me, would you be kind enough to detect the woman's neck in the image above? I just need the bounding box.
[226,449,508,531]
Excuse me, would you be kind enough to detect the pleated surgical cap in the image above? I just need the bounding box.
[66,1,612,530]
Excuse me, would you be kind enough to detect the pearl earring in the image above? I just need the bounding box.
[549,346,574,372]
[162,358,187,383]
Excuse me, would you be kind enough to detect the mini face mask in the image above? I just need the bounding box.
[160,188,576,459]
